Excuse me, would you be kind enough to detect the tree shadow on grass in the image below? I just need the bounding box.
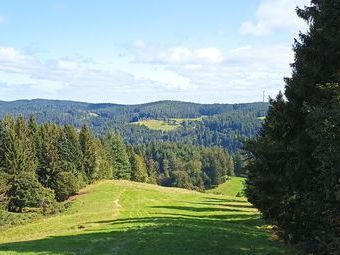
[0,218,292,255]
[150,205,255,213]
[0,213,299,255]
[186,200,255,209]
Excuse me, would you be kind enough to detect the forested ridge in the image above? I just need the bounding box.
[0,100,268,152]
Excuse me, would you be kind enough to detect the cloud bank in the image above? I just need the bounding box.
[240,0,310,36]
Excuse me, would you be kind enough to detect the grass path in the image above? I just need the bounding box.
[0,181,301,255]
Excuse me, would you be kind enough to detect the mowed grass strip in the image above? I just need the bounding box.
[0,180,302,255]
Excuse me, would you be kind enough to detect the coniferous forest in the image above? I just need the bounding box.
[0,100,268,152]
[0,115,235,213]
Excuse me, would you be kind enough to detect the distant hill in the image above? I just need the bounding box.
[0,99,269,152]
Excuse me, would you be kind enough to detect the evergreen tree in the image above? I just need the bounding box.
[105,133,131,180]
[245,1,340,254]
[79,125,100,182]
[145,158,158,184]
[52,171,79,202]
[0,115,37,175]
[37,124,61,188]
[129,149,148,183]
[7,172,55,213]
[58,125,83,172]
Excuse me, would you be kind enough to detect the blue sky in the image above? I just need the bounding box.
[0,0,310,104]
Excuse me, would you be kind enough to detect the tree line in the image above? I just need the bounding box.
[0,115,236,214]
[112,111,264,152]
[245,1,340,254]
[0,100,268,152]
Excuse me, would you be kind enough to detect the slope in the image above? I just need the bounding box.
[207,177,246,196]
[0,181,301,255]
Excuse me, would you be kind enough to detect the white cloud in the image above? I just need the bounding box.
[0,47,26,62]
[132,41,294,102]
[0,40,295,104]
[240,0,310,36]
[0,15,6,24]
[0,47,38,74]
[196,48,224,64]
[133,40,224,65]
[0,46,177,102]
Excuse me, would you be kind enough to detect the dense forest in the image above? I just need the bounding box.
[0,115,235,214]
[0,100,268,152]
[245,1,340,255]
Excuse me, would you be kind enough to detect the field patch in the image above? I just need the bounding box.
[131,117,203,131]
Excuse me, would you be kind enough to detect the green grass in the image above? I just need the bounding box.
[171,117,204,123]
[0,180,301,255]
[132,119,179,131]
[132,117,203,131]
[207,177,246,197]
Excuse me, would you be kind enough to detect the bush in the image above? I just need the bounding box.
[7,173,56,213]
[0,209,39,228]
[52,171,79,202]
[170,171,193,190]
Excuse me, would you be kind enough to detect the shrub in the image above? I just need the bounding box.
[52,171,79,202]
[7,173,56,213]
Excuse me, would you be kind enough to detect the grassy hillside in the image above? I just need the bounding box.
[132,119,179,131]
[207,177,246,196]
[132,117,203,131]
[0,181,301,255]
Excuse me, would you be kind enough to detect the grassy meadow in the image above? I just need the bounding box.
[0,180,301,255]
[207,177,246,196]
[132,117,203,131]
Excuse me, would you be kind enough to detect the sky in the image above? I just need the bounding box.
[0,0,310,104]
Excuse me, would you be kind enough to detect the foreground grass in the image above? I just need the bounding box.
[207,177,246,196]
[0,181,301,255]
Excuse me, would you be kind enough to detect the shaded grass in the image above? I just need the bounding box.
[207,177,246,196]
[0,180,302,255]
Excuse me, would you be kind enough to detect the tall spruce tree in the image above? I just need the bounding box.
[58,125,83,175]
[37,124,61,188]
[105,133,131,180]
[0,115,37,175]
[129,149,148,183]
[79,125,100,182]
[245,1,340,254]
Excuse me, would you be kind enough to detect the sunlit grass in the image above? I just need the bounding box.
[131,117,204,131]
[206,177,246,197]
[0,180,302,255]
